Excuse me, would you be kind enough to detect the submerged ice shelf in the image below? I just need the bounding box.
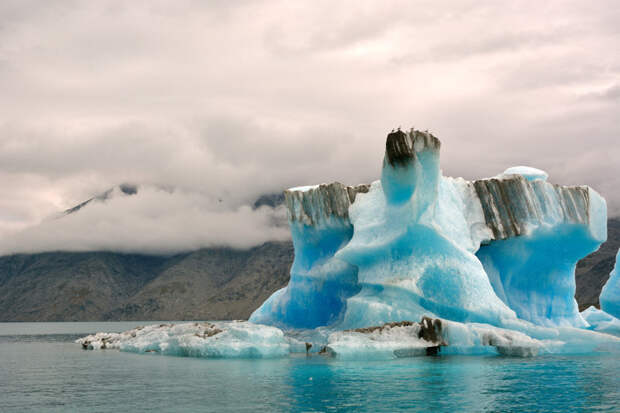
[79,128,620,359]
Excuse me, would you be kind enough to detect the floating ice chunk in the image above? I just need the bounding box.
[324,316,620,359]
[76,331,124,350]
[600,249,620,319]
[76,321,290,358]
[325,317,545,359]
[500,166,549,181]
[326,323,430,360]
[581,306,620,336]
[326,318,445,359]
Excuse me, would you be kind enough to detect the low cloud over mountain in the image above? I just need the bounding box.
[0,185,289,255]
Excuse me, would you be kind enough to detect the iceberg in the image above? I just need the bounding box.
[76,321,290,358]
[80,128,620,359]
[600,249,620,318]
[251,129,607,331]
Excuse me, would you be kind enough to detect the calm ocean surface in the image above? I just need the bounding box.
[1,322,619,413]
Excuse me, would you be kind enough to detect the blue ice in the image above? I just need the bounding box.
[252,129,608,335]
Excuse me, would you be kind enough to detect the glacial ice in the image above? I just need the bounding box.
[250,183,369,328]
[325,320,545,360]
[581,306,620,336]
[80,128,619,359]
[499,166,549,182]
[76,321,290,358]
[600,249,620,319]
[251,129,607,332]
[323,317,620,360]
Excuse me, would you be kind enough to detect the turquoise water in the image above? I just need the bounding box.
[1,323,619,412]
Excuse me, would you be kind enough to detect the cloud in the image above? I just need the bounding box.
[0,0,619,254]
[0,186,290,255]
[581,84,620,102]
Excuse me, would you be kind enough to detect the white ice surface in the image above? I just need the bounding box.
[76,321,290,358]
[288,185,319,192]
[499,166,549,181]
[324,318,620,360]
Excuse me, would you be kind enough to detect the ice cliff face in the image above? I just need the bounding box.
[250,129,607,330]
[250,183,370,328]
[474,175,606,327]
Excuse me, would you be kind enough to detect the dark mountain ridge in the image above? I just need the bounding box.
[0,242,293,321]
[575,217,620,310]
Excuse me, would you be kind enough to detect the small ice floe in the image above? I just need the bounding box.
[76,321,290,358]
[324,317,548,360]
[325,318,445,360]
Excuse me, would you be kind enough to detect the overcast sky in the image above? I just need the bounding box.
[0,0,619,254]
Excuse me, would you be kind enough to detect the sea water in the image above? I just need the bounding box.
[1,322,618,412]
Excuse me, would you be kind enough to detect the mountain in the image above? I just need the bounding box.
[63,183,138,215]
[0,241,293,321]
[575,218,620,310]
[0,188,294,322]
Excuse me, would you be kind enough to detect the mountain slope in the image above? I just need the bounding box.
[0,242,293,321]
[0,252,166,321]
[575,218,620,310]
[103,241,293,321]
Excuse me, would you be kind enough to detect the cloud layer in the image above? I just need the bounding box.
[1,186,290,255]
[0,0,619,253]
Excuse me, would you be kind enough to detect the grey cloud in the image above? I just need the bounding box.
[601,85,620,100]
[498,57,617,90]
[392,27,579,66]
[0,186,290,255]
[582,84,620,101]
